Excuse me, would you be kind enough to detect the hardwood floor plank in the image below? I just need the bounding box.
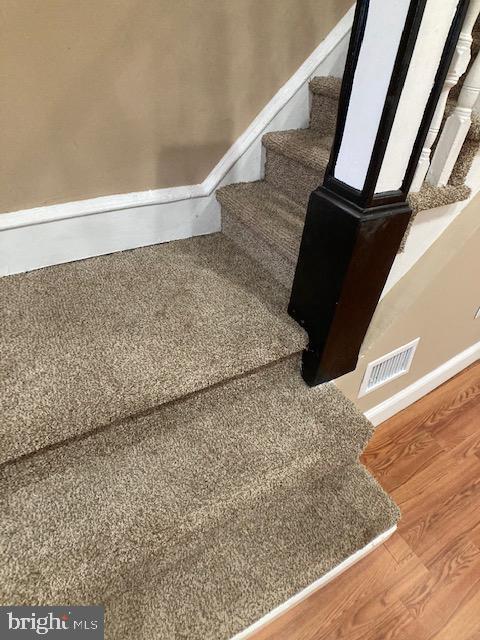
[427,392,480,451]
[415,496,480,564]
[251,539,428,640]
[391,427,480,516]
[361,428,444,493]
[400,539,480,639]
[398,462,480,555]
[318,599,415,640]
[376,362,479,434]
[429,585,480,640]
[250,548,399,640]
[384,532,419,566]
[449,427,480,464]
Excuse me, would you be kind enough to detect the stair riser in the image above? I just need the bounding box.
[221,207,295,288]
[265,148,325,208]
[310,93,339,135]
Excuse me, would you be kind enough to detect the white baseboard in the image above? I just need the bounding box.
[365,341,480,426]
[0,196,221,276]
[0,8,353,277]
[231,525,396,640]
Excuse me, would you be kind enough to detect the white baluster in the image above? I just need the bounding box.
[428,52,480,186]
[410,0,480,192]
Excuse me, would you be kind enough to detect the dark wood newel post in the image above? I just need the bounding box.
[288,0,469,386]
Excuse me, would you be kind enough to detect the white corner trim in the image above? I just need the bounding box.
[364,341,480,426]
[231,525,396,640]
[0,6,354,277]
[0,184,208,231]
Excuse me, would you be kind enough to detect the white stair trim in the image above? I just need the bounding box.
[365,340,480,426]
[232,525,397,640]
[0,8,353,277]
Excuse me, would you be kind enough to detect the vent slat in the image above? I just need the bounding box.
[365,344,416,392]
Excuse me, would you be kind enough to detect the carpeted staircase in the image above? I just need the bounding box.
[6,64,479,638]
[0,242,400,636]
[218,75,480,286]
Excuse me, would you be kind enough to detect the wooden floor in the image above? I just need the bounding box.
[251,360,480,640]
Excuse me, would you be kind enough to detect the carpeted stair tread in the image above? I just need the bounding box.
[0,429,399,639]
[217,180,305,263]
[0,233,305,464]
[262,128,332,207]
[263,128,333,174]
[309,75,342,99]
[306,79,479,251]
[0,355,374,510]
[408,182,471,216]
[0,67,404,640]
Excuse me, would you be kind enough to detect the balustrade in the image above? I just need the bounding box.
[410,0,480,192]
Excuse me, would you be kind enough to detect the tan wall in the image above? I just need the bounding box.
[336,193,480,412]
[0,0,351,213]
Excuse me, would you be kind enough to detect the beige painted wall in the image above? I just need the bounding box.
[0,0,351,213]
[336,193,480,412]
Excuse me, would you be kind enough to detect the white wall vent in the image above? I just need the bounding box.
[359,338,420,397]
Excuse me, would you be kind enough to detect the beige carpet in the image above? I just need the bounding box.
[0,228,400,639]
[0,233,305,464]
[263,128,333,208]
[0,350,398,637]
[0,460,398,639]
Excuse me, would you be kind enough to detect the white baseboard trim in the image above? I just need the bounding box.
[0,196,221,276]
[365,341,480,426]
[0,8,353,277]
[231,524,396,640]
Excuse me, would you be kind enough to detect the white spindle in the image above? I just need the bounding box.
[410,0,480,192]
